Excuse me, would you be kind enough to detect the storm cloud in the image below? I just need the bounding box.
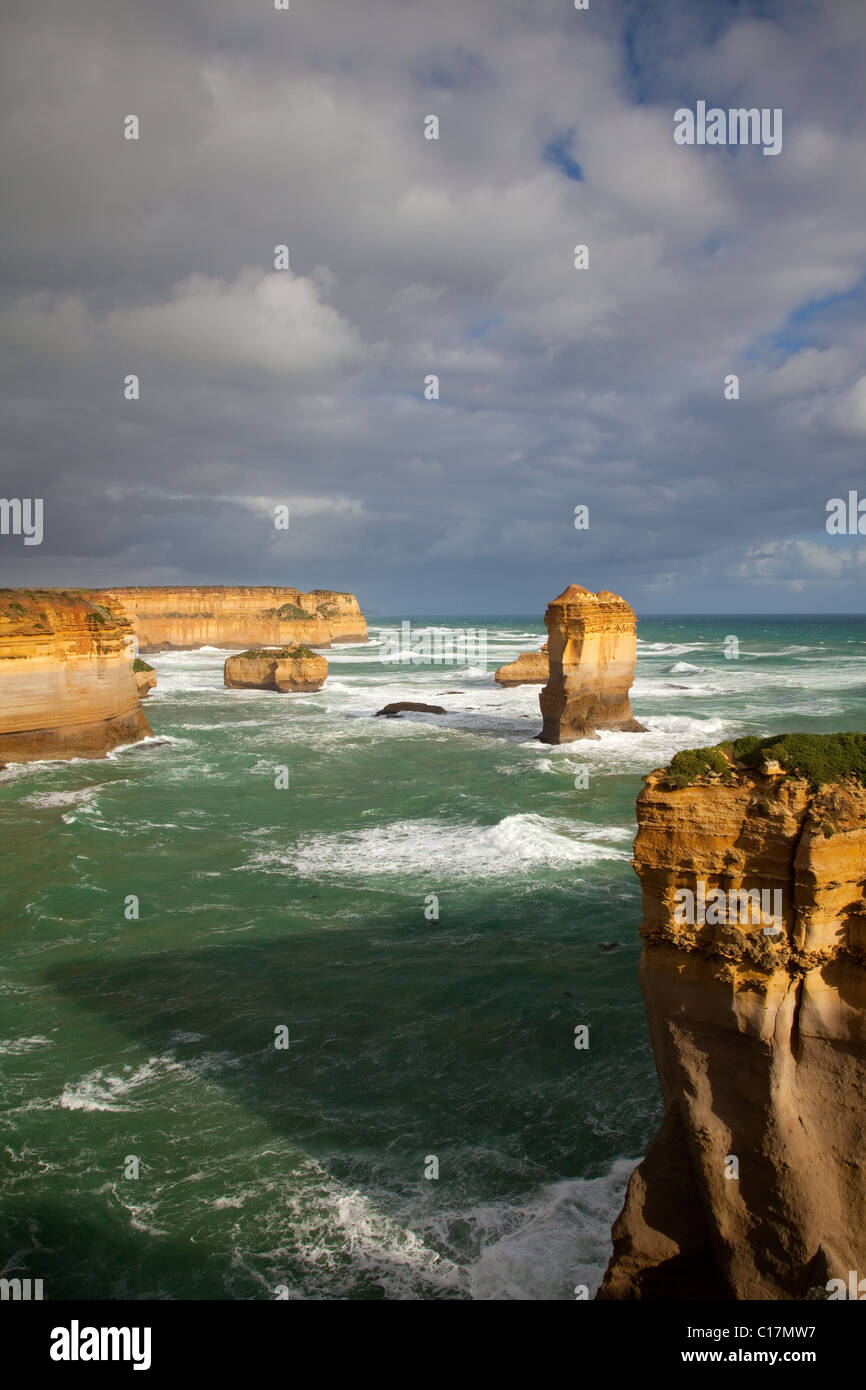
[1,0,865,613]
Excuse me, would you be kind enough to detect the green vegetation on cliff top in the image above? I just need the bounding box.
[133,658,154,673]
[231,646,317,661]
[270,602,311,621]
[666,732,866,790]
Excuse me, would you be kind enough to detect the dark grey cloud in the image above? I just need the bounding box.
[1,0,865,612]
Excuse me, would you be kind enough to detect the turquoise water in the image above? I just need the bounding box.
[2,614,865,1300]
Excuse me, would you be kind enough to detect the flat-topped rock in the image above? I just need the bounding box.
[494,643,548,686]
[224,646,327,692]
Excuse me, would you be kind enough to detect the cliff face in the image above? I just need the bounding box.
[538,586,645,743]
[97,587,367,652]
[0,590,152,762]
[495,643,548,687]
[224,647,327,693]
[600,746,866,1300]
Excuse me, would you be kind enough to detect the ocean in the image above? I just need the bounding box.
[2,614,865,1300]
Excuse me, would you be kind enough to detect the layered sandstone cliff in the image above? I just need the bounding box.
[0,590,152,762]
[96,587,367,652]
[599,735,866,1300]
[495,643,548,687]
[224,646,327,693]
[538,586,645,743]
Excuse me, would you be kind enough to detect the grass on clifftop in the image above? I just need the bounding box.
[666,732,866,790]
[133,658,154,673]
[232,646,316,661]
[667,746,733,788]
[269,602,311,622]
[731,732,866,788]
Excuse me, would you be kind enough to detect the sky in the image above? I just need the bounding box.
[1,0,865,615]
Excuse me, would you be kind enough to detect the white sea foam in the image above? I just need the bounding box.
[668,662,706,675]
[59,1060,170,1112]
[261,1152,637,1300]
[250,813,630,883]
[22,786,99,810]
[637,641,703,656]
[460,1158,638,1300]
[0,1035,53,1056]
[106,734,182,758]
[633,678,723,699]
[258,1159,465,1299]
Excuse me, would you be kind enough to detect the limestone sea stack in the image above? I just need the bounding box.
[96,587,367,652]
[0,589,152,762]
[224,646,327,692]
[599,734,866,1301]
[494,643,548,687]
[538,586,645,743]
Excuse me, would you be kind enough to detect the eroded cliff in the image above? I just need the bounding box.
[0,590,152,762]
[97,587,367,652]
[538,586,645,743]
[599,734,866,1301]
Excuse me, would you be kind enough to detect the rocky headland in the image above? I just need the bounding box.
[0,589,152,763]
[599,733,866,1300]
[538,586,645,743]
[96,587,367,652]
[494,643,548,687]
[133,658,157,697]
[224,646,327,692]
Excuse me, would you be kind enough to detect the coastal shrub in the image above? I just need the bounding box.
[667,746,729,788]
[670,732,866,791]
[233,646,315,661]
[274,602,310,621]
[734,732,866,788]
[731,735,762,762]
[133,658,154,673]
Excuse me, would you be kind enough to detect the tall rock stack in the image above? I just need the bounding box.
[537,586,645,743]
[599,740,866,1300]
